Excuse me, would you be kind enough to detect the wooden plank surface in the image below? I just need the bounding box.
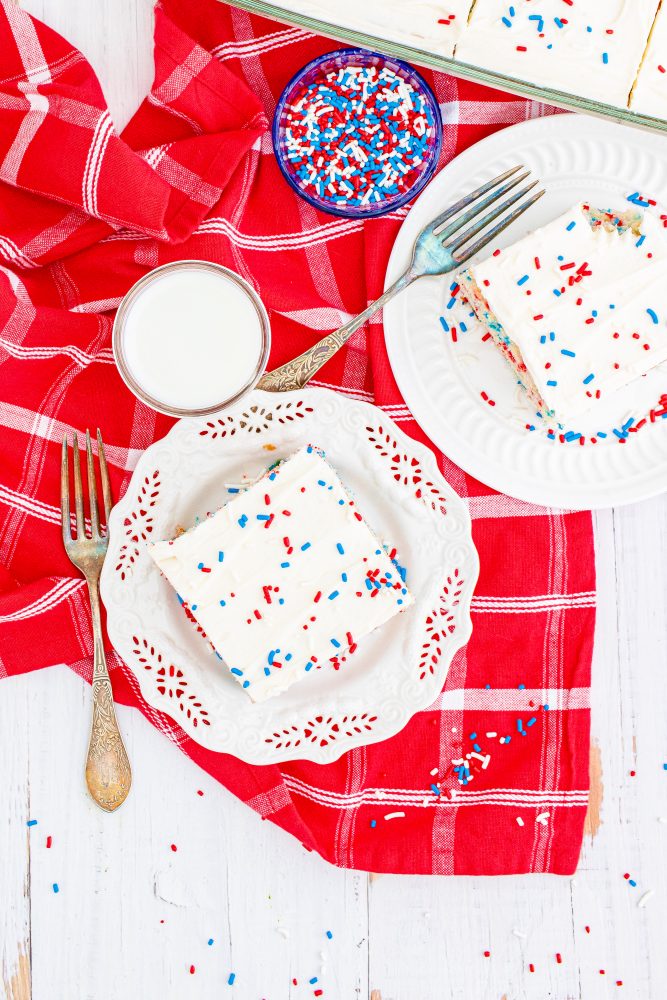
[4,0,667,996]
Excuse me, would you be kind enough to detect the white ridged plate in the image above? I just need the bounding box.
[383,115,667,509]
[101,388,478,764]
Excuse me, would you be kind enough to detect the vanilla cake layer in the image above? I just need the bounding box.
[631,4,667,117]
[149,446,413,703]
[455,0,660,109]
[460,204,667,421]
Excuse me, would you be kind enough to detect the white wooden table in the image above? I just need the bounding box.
[3,2,667,997]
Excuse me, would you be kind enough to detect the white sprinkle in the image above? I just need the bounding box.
[513,928,527,940]
[486,732,498,738]
[536,811,550,825]
[430,767,439,776]
[516,817,525,827]
[638,890,655,908]
[452,727,458,734]
[658,816,667,824]
[275,926,290,939]
[481,755,491,770]
[384,811,406,821]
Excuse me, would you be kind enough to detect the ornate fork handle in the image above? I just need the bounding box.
[84,576,131,812]
[257,270,416,392]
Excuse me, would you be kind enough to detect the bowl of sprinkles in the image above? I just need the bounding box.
[273,48,442,218]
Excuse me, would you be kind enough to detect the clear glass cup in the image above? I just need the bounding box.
[112,260,271,418]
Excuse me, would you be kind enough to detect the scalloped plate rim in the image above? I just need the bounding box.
[101,387,479,764]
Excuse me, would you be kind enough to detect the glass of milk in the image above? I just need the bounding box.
[113,261,271,417]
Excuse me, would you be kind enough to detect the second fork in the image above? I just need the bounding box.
[258,165,544,392]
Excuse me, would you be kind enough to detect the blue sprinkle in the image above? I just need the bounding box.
[566,220,576,231]
[242,681,250,688]
[439,316,449,332]
[602,52,609,65]
[517,274,529,286]
[52,883,59,893]
[256,513,270,521]
[285,653,292,662]
[238,514,248,528]
[473,743,482,752]
[527,717,537,727]
[543,704,550,711]
[629,879,637,887]
[469,731,477,740]
[336,543,345,555]
[331,638,341,648]
[208,939,214,946]
[219,599,226,606]
[197,562,205,570]
[431,784,441,796]
[227,487,239,494]
[501,15,512,26]
[305,661,313,672]
[230,668,243,677]
[281,562,290,568]
[546,380,558,387]
[636,234,646,248]
[553,288,562,297]
[328,590,339,600]
[317,479,326,486]
[228,973,236,986]
[518,683,526,690]
[370,819,377,828]
[561,349,576,357]
[301,542,311,551]
[310,978,318,985]
[27,819,38,827]
[326,930,333,940]
[540,335,547,344]
[583,373,595,384]
[264,667,270,676]
[218,551,224,562]
[647,308,659,324]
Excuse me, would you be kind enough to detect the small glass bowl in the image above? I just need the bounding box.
[112,260,271,418]
[272,48,443,220]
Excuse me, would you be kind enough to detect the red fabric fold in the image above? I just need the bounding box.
[0,0,594,874]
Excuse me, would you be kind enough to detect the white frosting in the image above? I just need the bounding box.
[631,5,667,117]
[467,204,667,419]
[149,446,413,702]
[454,0,660,108]
[274,0,471,57]
[121,266,263,411]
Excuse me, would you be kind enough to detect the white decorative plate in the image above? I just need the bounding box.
[383,114,667,509]
[101,388,478,764]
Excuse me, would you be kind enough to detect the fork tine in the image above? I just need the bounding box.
[447,180,539,253]
[85,429,100,538]
[72,431,85,538]
[438,170,531,242]
[96,429,112,527]
[61,435,71,544]
[453,189,545,265]
[425,166,523,234]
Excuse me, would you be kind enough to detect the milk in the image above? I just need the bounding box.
[118,264,266,412]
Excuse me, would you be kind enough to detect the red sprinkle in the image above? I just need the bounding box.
[46,835,52,849]
[171,844,178,852]
[556,953,562,964]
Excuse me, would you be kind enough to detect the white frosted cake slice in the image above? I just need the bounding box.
[460,203,667,420]
[455,0,660,108]
[149,446,413,702]
[631,4,667,117]
[273,0,473,58]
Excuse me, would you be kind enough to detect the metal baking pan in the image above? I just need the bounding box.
[223,0,667,136]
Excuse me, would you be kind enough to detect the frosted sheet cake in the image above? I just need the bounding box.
[150,446,413,702]
[456,0,661,108]
[272,0,472,57]
[631,3,667,117]
[460,203,667,421]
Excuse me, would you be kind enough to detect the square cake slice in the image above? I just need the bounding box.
[455,0,660,109]
[149,446,413,702]
[631,3,667,118]
[460,203,667,421]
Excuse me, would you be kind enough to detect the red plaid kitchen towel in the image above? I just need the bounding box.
[0,0,595,874]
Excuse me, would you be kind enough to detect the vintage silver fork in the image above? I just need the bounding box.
[61,429,131,812]
[257,165,544,392]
